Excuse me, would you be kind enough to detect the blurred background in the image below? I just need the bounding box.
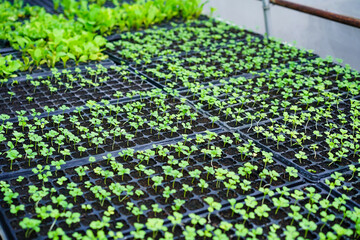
[203,0,360,71]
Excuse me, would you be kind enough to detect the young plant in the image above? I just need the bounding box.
[162,186,176,203]
[151,176,163,193]
[67,183,83,203]
[285,166,298,181]
[51,160,66,176]
[168,212,183,232]
[294,151,307,164]
[19,218,41,238]
[5,149,22,171]
[127,202,148,222]
[189,169,201,184]
[204,197,222,221]
[198,179,209,193]
[74,166,89,181]
[182,184,193,198]
[32,165,51,186]
[146,218,167,239]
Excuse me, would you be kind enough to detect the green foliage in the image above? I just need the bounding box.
[0,55,22,78]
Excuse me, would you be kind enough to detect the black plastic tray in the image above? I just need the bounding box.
[175,183,357,240]
[0,93,223,174]
[319,169,360,209]
[0,61,156,118]
[0,131,307,239]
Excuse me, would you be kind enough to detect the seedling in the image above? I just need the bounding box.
[6,149,22,170]
[182,184,193,198]
[295,151,307,164]
[20,218,41,238]
[198,179,209,193]
[286,166,298,181]
[204,197,222,222]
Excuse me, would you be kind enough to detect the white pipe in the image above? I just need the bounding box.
[262,0,272,37]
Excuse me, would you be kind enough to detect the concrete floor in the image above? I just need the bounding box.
[203,0,360,71]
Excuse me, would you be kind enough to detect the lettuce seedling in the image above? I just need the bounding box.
[130,223,146,239]
[182,184,193,198]
[168,212,182,232]
[4,143,17,167]
[204,197,222,221]
[10,204,24,216]
[20,217,42,238]
[151,176,163,193]
[67,182,83,203]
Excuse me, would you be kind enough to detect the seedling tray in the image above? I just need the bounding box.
[106,19,317,90]
[237,98,360,181]
[0,128,227,182]
[180,69,358,130]
[0,131,306,239]
[176,184,357,240]
[0,93,222,175]
[105,19,256,64]
[319,170,360,208]
[126,42,316,91]
[0,62,155,118]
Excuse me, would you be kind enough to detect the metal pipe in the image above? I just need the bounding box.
[262,0,272,36]
[270,0,360,29]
